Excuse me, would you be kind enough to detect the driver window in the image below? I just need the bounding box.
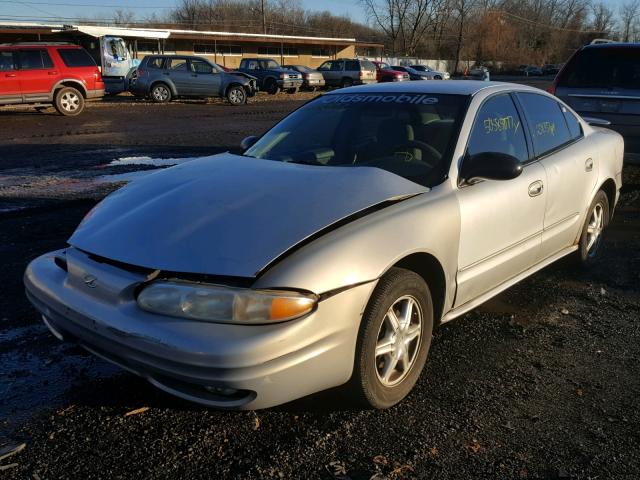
[167,58,188,71]
[190,60,214,74]
[467,94,529,163]
[331,61,344,71]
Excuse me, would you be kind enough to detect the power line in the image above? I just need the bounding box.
[0,0,176,9]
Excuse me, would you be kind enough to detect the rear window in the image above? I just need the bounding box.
[559,46,640,89]
[57,48,96,67]
[18,49,53,69]
[146,57,165,69]
[517,93,573,156]
[361,60,376,71]
[345,60,360,71]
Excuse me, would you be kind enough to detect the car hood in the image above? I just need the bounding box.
[69,154,427,278]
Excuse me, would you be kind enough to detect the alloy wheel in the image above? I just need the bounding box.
[586,202,605,257]
[153,86,169,102]
[60,91,80,112]
[374,295,422,387]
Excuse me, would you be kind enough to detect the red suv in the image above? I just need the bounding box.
[0,43,104,116]
[372,61,410,83]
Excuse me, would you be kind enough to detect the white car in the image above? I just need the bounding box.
[409,64,450,79]
[25,81,623,410]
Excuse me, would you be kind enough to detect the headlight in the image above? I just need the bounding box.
[137,281,317,324]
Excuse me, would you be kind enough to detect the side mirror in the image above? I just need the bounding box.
[582,116,611,127]
[240,135,258,151]
[461,152,523,183]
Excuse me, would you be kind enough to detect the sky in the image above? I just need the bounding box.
[0,0,368,24]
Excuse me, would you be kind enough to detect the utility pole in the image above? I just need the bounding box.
[261,0,266,34]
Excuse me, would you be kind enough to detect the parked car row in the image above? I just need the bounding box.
[517,63,562,76]
[0,42,455,113]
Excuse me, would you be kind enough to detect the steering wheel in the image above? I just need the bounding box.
[392,140,442,166]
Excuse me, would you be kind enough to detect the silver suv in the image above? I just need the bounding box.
[317,58,377,88]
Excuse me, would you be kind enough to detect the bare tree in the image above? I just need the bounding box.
[113,9,136,26]
[591,2,615,37]
[620,0,640,42]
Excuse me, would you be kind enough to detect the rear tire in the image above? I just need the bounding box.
[576,190,609,266]
[346,267,433,409]
[54,87,84,116]
[340,77,353,88]
[226,85,246,105]
[150,83,172,103]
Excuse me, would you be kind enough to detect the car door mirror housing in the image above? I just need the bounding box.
[240,136,258,151]
[461,152,523,183]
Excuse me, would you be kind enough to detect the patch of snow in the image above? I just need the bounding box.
[107,156,198,167]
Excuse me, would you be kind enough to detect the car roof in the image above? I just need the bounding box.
[329,80,536,97]
[0,43,81,49]
[583,42,640,50]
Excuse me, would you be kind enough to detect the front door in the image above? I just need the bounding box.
[0,51,21,102]
[455,93,547,306]
[188,59,222,96]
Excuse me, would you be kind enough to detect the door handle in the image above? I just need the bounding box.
[528,180,544,197]
[47,71,58,75]
[585,158,593,172]
[5,73,17,77]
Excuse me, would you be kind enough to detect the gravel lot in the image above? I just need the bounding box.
[1,86,639,479]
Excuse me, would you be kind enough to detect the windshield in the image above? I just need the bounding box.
[106,37,128,60]
[560,47,640,89]
[244,93,467,187]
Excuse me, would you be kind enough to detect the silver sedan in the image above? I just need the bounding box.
[25,81,623,409]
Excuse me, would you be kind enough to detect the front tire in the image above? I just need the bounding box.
[347,267,433,409]
[226,85,246,105]
[266,79,280,95]
[150,83,172,103]
[54,87,84,116]
[576,190,609,265]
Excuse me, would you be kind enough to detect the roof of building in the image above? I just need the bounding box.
[0,21,383,47]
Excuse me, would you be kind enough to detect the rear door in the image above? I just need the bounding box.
[0,50,21,102]
[516,92,597,258]
[555,46,640,152]
[164,58,193,95]
[16,49,57,101]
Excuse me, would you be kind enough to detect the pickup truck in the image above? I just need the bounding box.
[237,58,303,94]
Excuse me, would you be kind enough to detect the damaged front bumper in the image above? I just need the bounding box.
[24,248,375,409]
